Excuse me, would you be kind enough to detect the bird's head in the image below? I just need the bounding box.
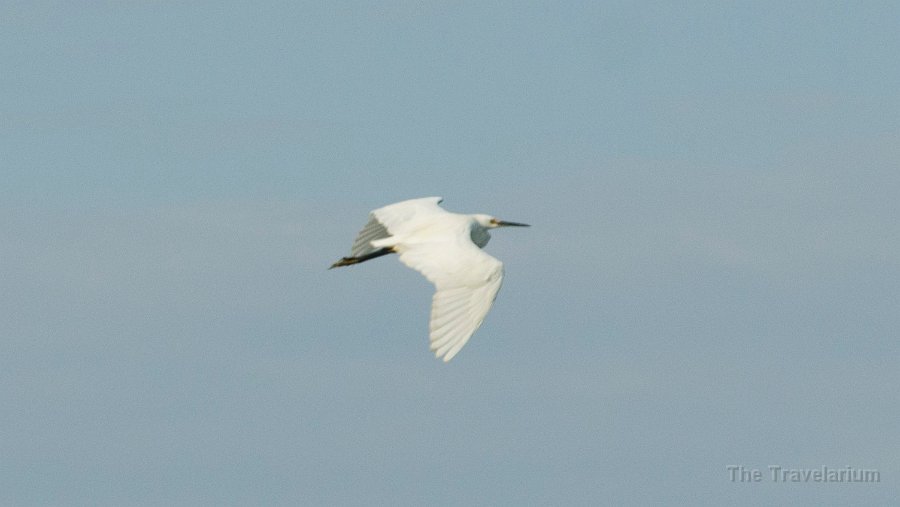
[473,214,530,229]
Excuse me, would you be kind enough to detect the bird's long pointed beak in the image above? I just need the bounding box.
[496,220,530,227]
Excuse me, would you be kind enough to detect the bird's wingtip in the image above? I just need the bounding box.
[432,348,452,363]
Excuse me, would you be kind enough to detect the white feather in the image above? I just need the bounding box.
[335,197,526,362]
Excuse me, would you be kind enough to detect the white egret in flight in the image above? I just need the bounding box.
[330,197,529,362]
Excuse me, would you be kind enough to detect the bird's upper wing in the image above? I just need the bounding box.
[349,197,446,257]
[371,196,447,235]
[395,229,504,362]
[349,215,391,257]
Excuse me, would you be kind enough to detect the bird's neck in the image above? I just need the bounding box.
[469,221,491,249]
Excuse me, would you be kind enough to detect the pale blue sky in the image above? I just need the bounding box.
[2,2,898,505]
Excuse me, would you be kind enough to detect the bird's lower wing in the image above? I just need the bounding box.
[428,274,503,361]
[397,240,504,362]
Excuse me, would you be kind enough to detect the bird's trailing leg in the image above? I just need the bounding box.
[329,247,395,269]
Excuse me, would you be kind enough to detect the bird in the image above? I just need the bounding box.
[330,197,529,362]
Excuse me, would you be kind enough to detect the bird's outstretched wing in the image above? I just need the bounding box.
[349,197,446,257]
[396,233,504,362]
